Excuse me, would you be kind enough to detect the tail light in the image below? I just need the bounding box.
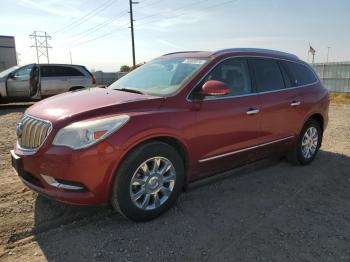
[92,75,96,85]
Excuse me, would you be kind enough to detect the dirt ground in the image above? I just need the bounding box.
[0,103,350,262]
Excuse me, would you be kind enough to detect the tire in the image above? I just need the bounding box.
[110,141,185,222]
[287,119,322,165]
[69,86,85,92]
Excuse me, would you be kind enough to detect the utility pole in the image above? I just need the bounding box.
[129,0,139,68]
[29,31,52,64]
[326,46,331,63]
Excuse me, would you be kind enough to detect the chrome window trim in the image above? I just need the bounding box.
[186,55,319,102]
[16,113,53,154]
[198,136,294,163]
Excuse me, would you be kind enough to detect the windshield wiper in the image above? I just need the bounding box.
[115,88,145,95]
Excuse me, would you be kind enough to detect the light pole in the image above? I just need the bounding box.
[69,50,72,64]
[326,46,331,63]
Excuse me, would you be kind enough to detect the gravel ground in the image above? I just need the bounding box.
[0,103,350,261]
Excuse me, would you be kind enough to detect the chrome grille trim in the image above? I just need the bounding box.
[17,114,52,152]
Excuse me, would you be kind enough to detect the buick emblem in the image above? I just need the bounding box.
[16,122,24,138]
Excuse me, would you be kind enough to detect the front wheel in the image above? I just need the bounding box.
[110,141,184,221]
[287,119,322,165]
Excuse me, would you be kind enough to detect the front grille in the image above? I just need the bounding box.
[18,115,52,150]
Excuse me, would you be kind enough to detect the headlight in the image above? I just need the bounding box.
[53,115,129,149]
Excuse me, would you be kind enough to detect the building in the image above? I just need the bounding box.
[312,62,350,93]
[0,35,17,71]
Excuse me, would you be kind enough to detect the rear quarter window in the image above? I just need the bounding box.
[63,67,84,76]
[283,61,318,87]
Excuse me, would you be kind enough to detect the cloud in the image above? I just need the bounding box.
[137,12,206,32]
[155,39,182,49]
[19,0,79,18]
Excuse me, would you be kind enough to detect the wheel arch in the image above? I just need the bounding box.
[308,113,324,133]
[107,134,191,201]
[297,112,325,148]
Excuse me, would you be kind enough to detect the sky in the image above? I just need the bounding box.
[0,0,349,71]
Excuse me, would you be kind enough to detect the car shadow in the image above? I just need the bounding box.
[31,150,350,261]
[0,104,30,117]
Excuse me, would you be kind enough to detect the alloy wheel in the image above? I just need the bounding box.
[301,126,319,159]
[129,157,176,210]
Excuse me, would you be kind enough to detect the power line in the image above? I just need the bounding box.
[74,22,129,46]
[54,0,118,34]
[135,0,238,27]
[137,0,165,9]
[136,0,209,22]
[71,10,128,39]
[73,0,238,47]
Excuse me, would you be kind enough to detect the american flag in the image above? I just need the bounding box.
[309,45,316,55]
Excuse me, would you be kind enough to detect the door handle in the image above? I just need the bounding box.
[290,101,301,107]
[246,108,260,115]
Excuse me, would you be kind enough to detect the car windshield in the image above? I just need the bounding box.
[109,57,208,96]
[0,66,19,78]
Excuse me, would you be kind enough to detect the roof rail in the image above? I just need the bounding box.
[213,48,299,60]
[162,51,201,56]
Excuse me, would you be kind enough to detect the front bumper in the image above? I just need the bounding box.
[12,141,121,205]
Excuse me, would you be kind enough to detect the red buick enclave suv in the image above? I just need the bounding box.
[11,48,329,221]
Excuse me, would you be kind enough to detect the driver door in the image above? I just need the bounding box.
[6,65,33,98]
[190,58,263,178]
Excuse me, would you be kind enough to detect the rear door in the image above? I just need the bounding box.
[191,58,263,178]
[40,66,69,96]
[250,58,304,145]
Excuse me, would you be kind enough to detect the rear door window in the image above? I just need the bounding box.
[251,58,285,92]
[40,66,63,77]
[282,61,318,87]
[40,66,53,77]
[40,66,84,77]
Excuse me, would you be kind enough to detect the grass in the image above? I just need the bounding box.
[329,92,350,104]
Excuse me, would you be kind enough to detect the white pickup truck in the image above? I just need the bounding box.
[0,63,96,102]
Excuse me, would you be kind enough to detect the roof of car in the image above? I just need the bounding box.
[37,63,86,67]
[162,48,299,61]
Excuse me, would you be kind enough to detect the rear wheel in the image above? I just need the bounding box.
[110,141,184,221]
[69,86,85,92]
[287,119,322,165]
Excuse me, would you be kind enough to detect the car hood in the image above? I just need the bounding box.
[26,88,164,123]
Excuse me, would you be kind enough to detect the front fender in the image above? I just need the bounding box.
[102,103,196,197]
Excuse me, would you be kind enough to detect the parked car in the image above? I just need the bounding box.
[0,63,96,102]
[11,48,329,221]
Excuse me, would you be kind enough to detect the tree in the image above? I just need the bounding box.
[120,65,131,72]
[130,62,146,71]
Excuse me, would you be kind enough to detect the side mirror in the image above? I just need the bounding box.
[8,72,15,79]
[200,80,230,96]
